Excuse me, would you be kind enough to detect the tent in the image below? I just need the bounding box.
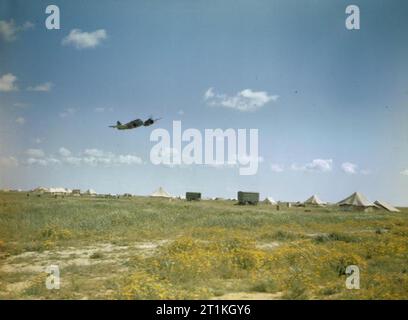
[150,187,171,198]
[304,195,325,206]
[48,187,71,194]
[263,197,277,205]
[374,200,400,212]
[84,189,97,196]
[337,192,376,211]
[32,187,49,193]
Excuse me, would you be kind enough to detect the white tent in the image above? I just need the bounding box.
[84,189,97,196]
[374,200,400,212]
[337,192,376,211]
[304,195,325,206]
[32,187,49,193]
[263,197,277,205]
[150,187,171,198]
[48,187,71,194]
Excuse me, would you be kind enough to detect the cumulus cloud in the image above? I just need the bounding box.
[401,169,408,176]
[291,159,333,172]
[59,108,77,118]
[0,73,18,91]
[24,148,143,167]
[79,149,143,166]
[16,117,25,125]
[204,88,278,112]
[0,20,34,42]
[59,147,71,157]
[27,157,60,166]
[271,164,284,172]
[27,82,53,92]
[341,162,357,174]
[62,29,107,49]
[26,148,45,158]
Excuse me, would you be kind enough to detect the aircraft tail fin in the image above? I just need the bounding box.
[117,121,122,126]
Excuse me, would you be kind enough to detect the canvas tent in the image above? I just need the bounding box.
[84,189,97,196]
[48,187,71,194]
[32,187,49,193]
[304,195,325,206]
[374,200,400,212]
[263,197,277,205]
[337,192,376,211]
[150,187,171,198]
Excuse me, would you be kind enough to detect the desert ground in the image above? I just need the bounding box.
[0,191,407,300]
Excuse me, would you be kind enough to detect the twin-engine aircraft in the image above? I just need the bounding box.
[109,117,161,130]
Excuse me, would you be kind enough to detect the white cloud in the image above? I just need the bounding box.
[64,157,82,166]
[14,102,28,108]
[16,117,25,125]
[0,19,34,42]
[23,148,143,167]
[62,29,107,49]
[26,156,61,166]
[291,159,333,172]
[204,88,215,99]
[27,158,49,166]
[0,73,18,91]
[204,87,278,112]
[341,162,357,174]
[271,164,284,172]
[26,148,45,158]
[401,169,408,176]
[178,110,185,115]
[84,148,105,157]
[0,156,18,167]
[94,107,105,113]
[81,149,143,166]
[34,138,42,144]
[59,147,71,157]
[27,82,53,92]
[59,108,77,118]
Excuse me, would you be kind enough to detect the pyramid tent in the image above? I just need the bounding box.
[304,195,325,206]
[263,197,277,205]
[374,200,400,212]
[150,187,171,198]
[337,192,375,207]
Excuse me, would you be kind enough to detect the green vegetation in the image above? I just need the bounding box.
[0,192,407,299]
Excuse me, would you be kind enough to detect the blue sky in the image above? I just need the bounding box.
[0,0,407,205]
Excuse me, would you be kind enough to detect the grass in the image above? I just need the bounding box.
[0,191,407,299]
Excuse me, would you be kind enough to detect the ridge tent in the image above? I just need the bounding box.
[374,200,400,212]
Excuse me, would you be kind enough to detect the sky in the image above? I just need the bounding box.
[0,0,407,205]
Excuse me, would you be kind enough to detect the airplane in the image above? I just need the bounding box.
[109,117,161,130]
